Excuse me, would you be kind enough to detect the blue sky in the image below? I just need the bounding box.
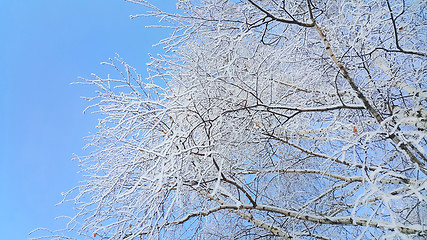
[0,1,173,239]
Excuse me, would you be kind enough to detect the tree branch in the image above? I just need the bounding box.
[247,0,314,27]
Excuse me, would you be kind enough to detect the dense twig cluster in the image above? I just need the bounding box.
[33,0,426,239]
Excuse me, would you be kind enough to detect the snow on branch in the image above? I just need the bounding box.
[34,0,427,239]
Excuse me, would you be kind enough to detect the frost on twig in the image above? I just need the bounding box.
[33,0,426,239]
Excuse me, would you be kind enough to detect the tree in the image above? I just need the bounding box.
[38,0,426,239]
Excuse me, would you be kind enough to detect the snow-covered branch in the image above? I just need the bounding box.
[36,0,427,239]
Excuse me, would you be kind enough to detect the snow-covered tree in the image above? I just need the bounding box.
[37,0,427,239]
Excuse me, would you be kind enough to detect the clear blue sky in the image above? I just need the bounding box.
[0,1,173,239]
